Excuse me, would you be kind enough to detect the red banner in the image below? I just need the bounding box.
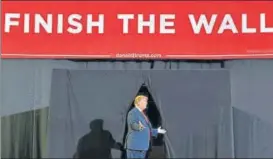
[1,1,273,59]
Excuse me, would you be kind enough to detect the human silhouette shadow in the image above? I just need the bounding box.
[73,119,123,159]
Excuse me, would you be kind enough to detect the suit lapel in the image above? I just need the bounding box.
[135,108,151,128]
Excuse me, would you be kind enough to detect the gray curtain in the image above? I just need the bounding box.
[1,60,83,158]
[2,59,273,158]
[1,108,49,158]
[2,60,216,158]
[226,60,273,157]
[48,69,231,158]
[1,60,85,116]
[145,70,232,158]
[48,70,144,158]
[1,60,221,117]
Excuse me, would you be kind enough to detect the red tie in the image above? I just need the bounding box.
[141,111,152,138]
[141,111,149,122]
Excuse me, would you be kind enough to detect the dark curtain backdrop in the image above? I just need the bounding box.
[48,69,231,158]
[2,60,273,158]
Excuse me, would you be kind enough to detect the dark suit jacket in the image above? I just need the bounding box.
[125,107,158,151]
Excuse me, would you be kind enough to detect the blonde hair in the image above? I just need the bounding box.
[134,95,146,106]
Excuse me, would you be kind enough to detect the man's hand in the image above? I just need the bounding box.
[116,142,124,151]
[157,126,167,134]
[139,121,145,131]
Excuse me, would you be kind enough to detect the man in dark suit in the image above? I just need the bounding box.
[125,95,166,159]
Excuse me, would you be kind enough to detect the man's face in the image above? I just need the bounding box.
[139,97,148,110]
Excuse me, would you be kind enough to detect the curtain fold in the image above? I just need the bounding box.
[1,108,49,158]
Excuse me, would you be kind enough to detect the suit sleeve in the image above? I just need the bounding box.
[151,128,158,137]
[127,111,141,131]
